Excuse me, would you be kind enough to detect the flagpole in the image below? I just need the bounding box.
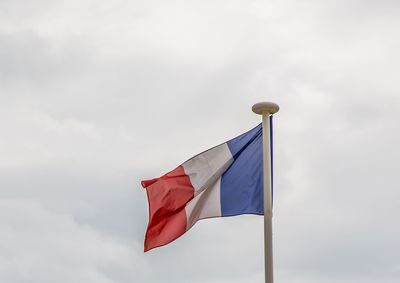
[252,102,279,283]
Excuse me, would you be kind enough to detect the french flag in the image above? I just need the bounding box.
[141,122,271,252]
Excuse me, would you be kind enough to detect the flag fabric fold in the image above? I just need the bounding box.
[141,124,264,252]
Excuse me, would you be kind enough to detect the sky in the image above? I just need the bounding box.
[1,0,399,282]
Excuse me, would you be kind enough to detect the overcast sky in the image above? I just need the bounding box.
[1,0,400,282]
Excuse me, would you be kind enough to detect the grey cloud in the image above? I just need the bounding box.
[0,200,146,283]
[1,0,399,282]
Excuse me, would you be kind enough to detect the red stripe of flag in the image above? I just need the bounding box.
[142,166,195,251]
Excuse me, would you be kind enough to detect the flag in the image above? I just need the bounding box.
[141,123,268,252]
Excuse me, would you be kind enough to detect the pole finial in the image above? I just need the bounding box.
[252,102,279,115]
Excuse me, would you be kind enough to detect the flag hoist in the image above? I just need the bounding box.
[252,102,279,283]
[141,101,279,283]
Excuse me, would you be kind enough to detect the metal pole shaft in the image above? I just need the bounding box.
[252,101,279,283]
[262,113,273,283]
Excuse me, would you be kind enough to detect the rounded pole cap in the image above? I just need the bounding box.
[252,102,280,115]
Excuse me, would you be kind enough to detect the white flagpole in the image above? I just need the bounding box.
[252,102,279,283]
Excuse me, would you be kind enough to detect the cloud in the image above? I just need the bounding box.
[0,199,146,283]
[0,0,399,282]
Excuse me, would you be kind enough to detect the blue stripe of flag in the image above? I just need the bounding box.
[220,124,264,216]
